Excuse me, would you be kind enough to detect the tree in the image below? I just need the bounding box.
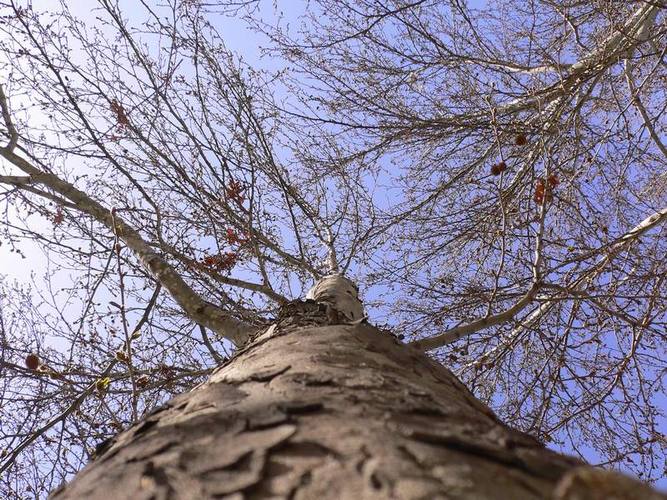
[255,0,667,478]
[47,284,667,499]
[0,0,664,497]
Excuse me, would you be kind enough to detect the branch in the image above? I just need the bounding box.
[0,84,18,152]
[624,58,667,160]
[199,324,226,364]
[325,226,339,274]
[153,239,287,303]
[410,203,667,352]
[490,3,660,119]
[410,189,550,351]
[0,175,31,185]
[458,206,667,369]
[0,285,161,476]
[513,206,667,334]
[0,149,252,346]
[409,284,539,351]
[0,174,81,210]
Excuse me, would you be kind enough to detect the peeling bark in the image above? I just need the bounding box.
[51,303,666,499]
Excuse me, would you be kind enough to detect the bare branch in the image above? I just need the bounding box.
[461,206,667,369]
[0,84,18,152]
[0,148,253,346]
[0,284,161,476]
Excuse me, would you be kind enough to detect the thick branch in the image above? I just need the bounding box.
[625,58,667,160]
[512,206,667,334]
[492,3,659,118]
[0,148,252,345]
[412,205,667,352]
[0,84,18,152]
[409,285,539,351]
[0,82,251,345]
[458,206,667,371]
[411,193,549,351]
[0,174,31,185]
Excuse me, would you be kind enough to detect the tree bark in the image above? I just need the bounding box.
[50,302,665,500]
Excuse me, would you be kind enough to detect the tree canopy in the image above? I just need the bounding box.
[0,0,665,496]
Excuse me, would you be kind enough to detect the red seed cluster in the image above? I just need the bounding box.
[53,207,64,226]
[110,100,130,128]
[547,174,559,187]
[225,179,245,206]
[515,134,528,146]
[226,228,248,246]
[201,251,238,272]
[534,174,559,204]
[490,161,507,176]
[25,354,40,370]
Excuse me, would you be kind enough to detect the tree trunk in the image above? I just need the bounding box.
[50,301,665,500]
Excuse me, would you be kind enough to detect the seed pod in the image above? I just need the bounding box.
[25,354,40,370]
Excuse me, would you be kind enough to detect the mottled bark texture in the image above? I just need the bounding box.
[51,302,665,500]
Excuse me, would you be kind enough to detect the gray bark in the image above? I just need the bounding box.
[50,302,666,499]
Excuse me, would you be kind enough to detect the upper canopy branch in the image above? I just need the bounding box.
[0,85,253,346]
[416,206,667,353]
